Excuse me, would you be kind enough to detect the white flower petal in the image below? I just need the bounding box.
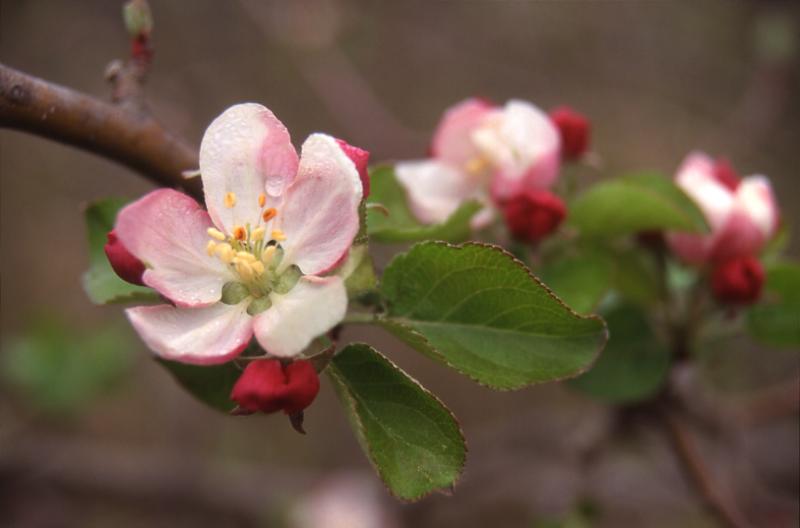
[126,302,253,365]
[253,276,347,358]
[395,160,481,225]
[115,189,234,307]
[199,103,299,234]
[276,134,362,275]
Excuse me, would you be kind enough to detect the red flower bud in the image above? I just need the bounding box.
[335,138,370,198]
[502,190,567,243]
[230,359,320,415]
[712,157,741,192]
[104,229,146,285]
[549,106,590,160]
[711,256,764,305]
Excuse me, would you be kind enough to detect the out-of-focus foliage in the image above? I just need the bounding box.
[367,166,481,243]
[568,172,708,237]
[747,260,800,348]
[1,317,134,414]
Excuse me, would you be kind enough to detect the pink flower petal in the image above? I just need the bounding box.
[675,152,735,232]
[253,276,347,358]
[489,100,561,196]
[735,176,779,239]
[431,97,495,166]
[115,189,234,307]
[199,103,299,234]
[276,134,362,275]
[126,302,253,365]
[395,160,482,225]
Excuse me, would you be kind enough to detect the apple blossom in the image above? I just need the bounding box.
[667,152,779,265]
[113,103,364,364]
[395,98,561,227]
[549,106,590,160]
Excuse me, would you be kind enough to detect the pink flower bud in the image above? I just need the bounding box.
[104,229,146,285]
[711,256,764,305]
[230,359,320,415]
[502,190,567,243]
[335,138,370,198]
[667,153,779,265]
[549,106,590,160]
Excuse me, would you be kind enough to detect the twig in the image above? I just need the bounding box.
[661,406,752,528]
[0,62,201,198]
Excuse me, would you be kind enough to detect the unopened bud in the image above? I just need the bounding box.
[502,190,567,243]
[335,138,371,198]
[230,359,320,416]
[549,106,590,161]
[123,0,153,38]
[104,230,146,285]
[711,256,765,305]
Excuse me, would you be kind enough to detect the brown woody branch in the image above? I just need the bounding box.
[661,405,752,528]
[0,62,201,198]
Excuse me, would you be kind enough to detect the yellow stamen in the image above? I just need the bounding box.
[206,240,217,256]
[250,261,265,275]
[207,227,226,241]
[251,226,266,242]
[236,251,256,262]
[233,225,247,241]
[258,193,266,208]
[271,229,287,241]
[262,208,277,222]
[262,245,276,265]
[224,192,237,208]
[465,157,489,175]
[214,243,234,263]
[235,260,254,281]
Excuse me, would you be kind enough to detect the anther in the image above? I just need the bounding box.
[271,229,287,241]
[258,193,266,208]
[251,226,266,242]
[250,261,265,275]
[233,226,247,241]
[207,227,226,241]
[206,240,218,256]
[236,251,256,262]
[262,208,277,222]
[224,192,237,208]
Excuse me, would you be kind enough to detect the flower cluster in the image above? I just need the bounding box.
[107,103,367,415]
[395,98,589,244]
[667,152,779,304]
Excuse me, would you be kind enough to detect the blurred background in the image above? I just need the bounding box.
[1,1,798,526]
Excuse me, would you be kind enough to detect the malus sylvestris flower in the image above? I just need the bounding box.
[114,103,364,364]
[667,152,779,265]
[105,229,146,285]
[396,98,561,227]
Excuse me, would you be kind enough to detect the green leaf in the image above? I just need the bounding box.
[569,172,709,237]
[366,165,481,242]
[327,343,466,500]
[336,243,378,298]
[747,261,800,348]
[82,198,159,304]
[1,318,134,414]
[538,251,614,314]
[156,358,241,412]
[568,303,670,403]
[378,242,608,390]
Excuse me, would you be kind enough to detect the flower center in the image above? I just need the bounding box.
[206,192,302,314]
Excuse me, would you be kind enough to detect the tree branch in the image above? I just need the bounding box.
[661,406,752,528]
[0,62,201,198]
